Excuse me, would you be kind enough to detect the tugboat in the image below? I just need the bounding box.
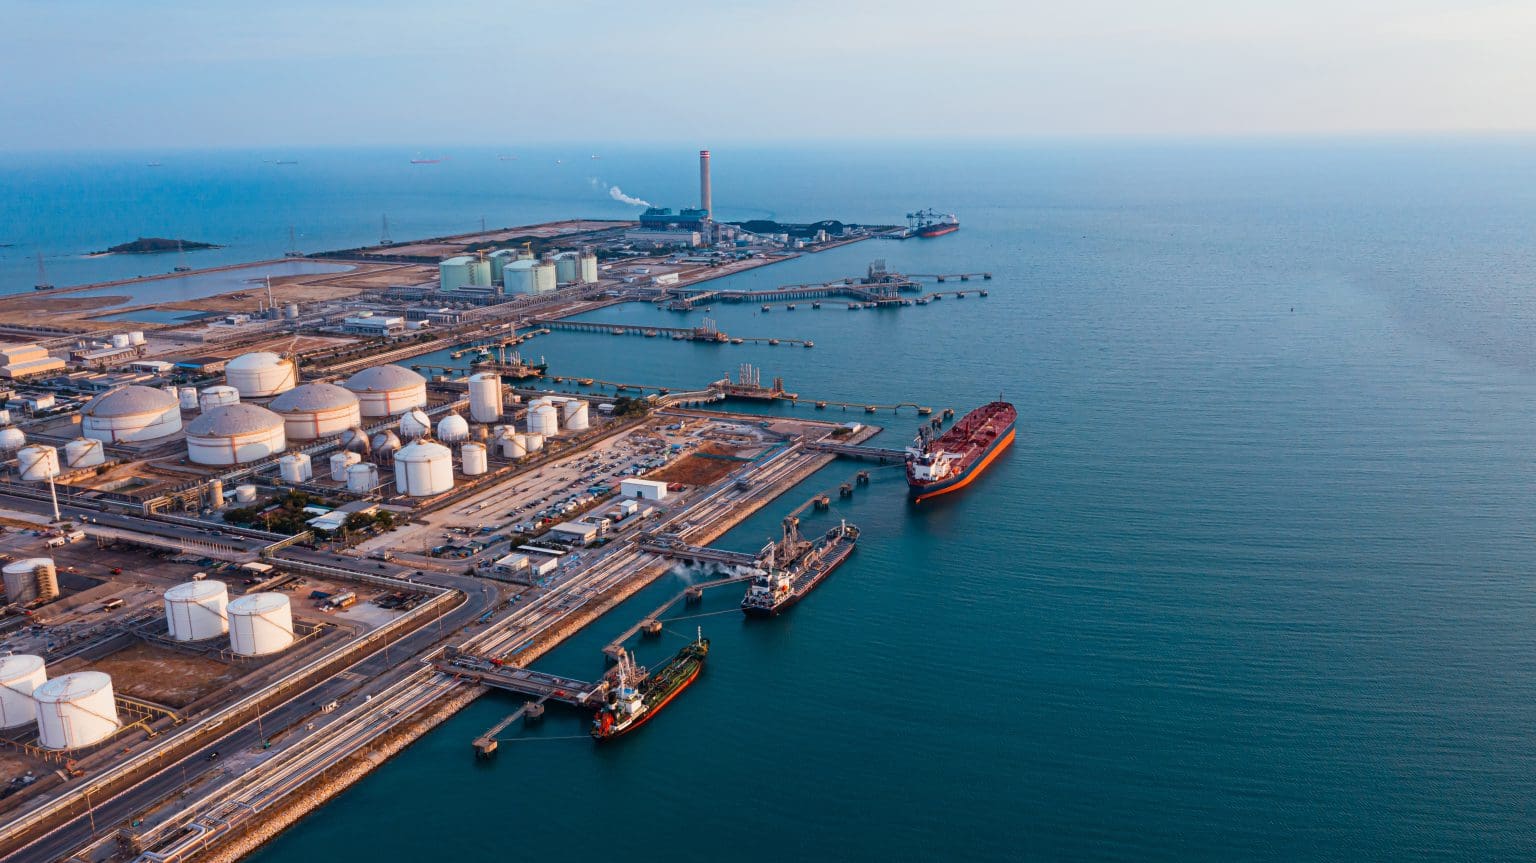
[742,517,859,617]
[591,630,709,741]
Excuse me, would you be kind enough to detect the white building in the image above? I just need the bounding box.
[0,343,65,380]
[625,229,700,248]
[620,478,669,500]
[342,313,405,336]
[548,521,599,545]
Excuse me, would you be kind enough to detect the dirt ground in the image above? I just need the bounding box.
[649,442,749,486]
[86,642,238,709]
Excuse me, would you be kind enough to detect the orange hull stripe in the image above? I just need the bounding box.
[913,427,1015,502]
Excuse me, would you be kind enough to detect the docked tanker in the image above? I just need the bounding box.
[910,208,959,238]
[742,519,859,617]
[591,630,709,741]
[906,401,1016,502]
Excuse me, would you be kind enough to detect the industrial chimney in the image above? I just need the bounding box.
[699,149,712,217]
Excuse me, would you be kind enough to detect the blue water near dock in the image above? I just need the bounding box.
[15,140,1536,860]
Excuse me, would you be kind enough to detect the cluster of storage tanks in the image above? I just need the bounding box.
[163,580,295,656]
[0,656,121,750]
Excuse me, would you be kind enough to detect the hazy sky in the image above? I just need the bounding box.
[4,0,1535,149]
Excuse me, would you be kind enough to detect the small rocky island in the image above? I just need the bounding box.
[97,237,221,254]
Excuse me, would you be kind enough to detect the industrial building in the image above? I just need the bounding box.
[0,343,65,379]
[621,478,669,500]
[548,521,599,546]
[625,229,700,248]
[342,313,406,336]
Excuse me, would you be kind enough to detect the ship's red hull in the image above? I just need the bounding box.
[917,224,959,238]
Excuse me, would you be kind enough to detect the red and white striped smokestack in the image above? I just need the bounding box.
[699,149,712,217]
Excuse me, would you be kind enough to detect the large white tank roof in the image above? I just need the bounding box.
[165,580,227,602]
[397,439,452,461]
[269,382,358,412]
[344,364,426,392]
[83,385,178,418]
[34,670,112,703]
[229,591,290,614]
[226,351,285,371]
[186,403,285,437]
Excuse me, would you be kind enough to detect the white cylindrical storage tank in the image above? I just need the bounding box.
[524,432,545,453]
[0,654,46,729]
[346,462,380,493]
[468,373,502,423]
[528,404,559,436]
[3,557,57,603]
[461,442,488,475]
[208,479,224,509]
[533,261,556,293]
[163,580,229,641]
[235,484,257,503]
[268,383,361,441]
[437,413,469,443]
[82,386,182,443]
[17,445,59,481]
[128,330,146,345]
[284,303,299,320]
[343,365,427,417]
[330,451,362,481]
[229,593,295,656]
[34,671,118,749]
[562,400,590,431]
[198,385,241,412]
[279,452,313,483]
[110,333,131,349]
[178,387,199,410]
[399,408,432,440]
[0,427,24,454]
[554,254,578,285]
[63,437,106,470]
[161,384,179,400]
[497,434,526,459]
[393,439,454,497]
[578,252,599,284]
[225,352,297,399]
[185,404,287,465]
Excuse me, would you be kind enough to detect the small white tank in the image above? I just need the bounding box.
[371,430,402,459]
[562,400,590,431]
[161,384,179,400]
[17,445,59,481]
[394,439,454,497]
[128,330,145,345]
[399,408,432,440]
[63,437,106,470]
[279,452,313,483]
[528,404,559,436]
[3,557,58,603]
[524,432,545,453]
[34,671,119,749]
[110,333,131,349]
[198,385,241,412]
[330,451,362,481]
[177,387,197,410]
[0,427,23,454]
[437,413,469,442]
[164,580,229,641]
[235,484,257,503]
[346,462,380,493]
[228,593,294,656]
[497,434,527,459]
[468,372,503,423]
[461,442,488,475]
[0,654,46,729]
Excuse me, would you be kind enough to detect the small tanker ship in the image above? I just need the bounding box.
[742,518,859,617]
[591,629,709,741]
[906,401,1016,502]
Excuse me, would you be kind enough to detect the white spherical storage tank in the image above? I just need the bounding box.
[461,442,488,475]
[228,593,295,656]
[178,387,199,410]
[63,437,106,470]
[437,413,469,443]
[268,383,361,441]
[4,558,58,603]
[17,445,59,481]
[0,654,46,729]
[524,432,545,453]
[527,404,559,436]
[467,373,502,423]
[81,386,182,443]
[198,385,241,412]
[279,452,313,483]
[343,365,427,417]
[330,451,362,481]
[394,439,454,497]
[346,462,380,493]
[34,671,119,750]
[185,404,287,466]
[164,580,229,641]
[0,427,24,454]
[399,408,432,440]
[562,400,590,431]
[225,352,297,399]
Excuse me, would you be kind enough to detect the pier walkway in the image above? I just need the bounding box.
[637,536,762,568]
[528,317,810,347]
[434,652,607,706]
[805,441,908,462]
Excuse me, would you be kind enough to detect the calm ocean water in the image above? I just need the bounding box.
[10,139,1536,860]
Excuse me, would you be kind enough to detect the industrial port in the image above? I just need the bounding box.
[0,150,983,862]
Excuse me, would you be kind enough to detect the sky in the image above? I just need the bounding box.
[3,0,1535,149]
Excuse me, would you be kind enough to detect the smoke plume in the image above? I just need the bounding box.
[607,186,652,208]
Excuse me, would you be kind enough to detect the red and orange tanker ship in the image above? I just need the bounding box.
[905,401,1016,501]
